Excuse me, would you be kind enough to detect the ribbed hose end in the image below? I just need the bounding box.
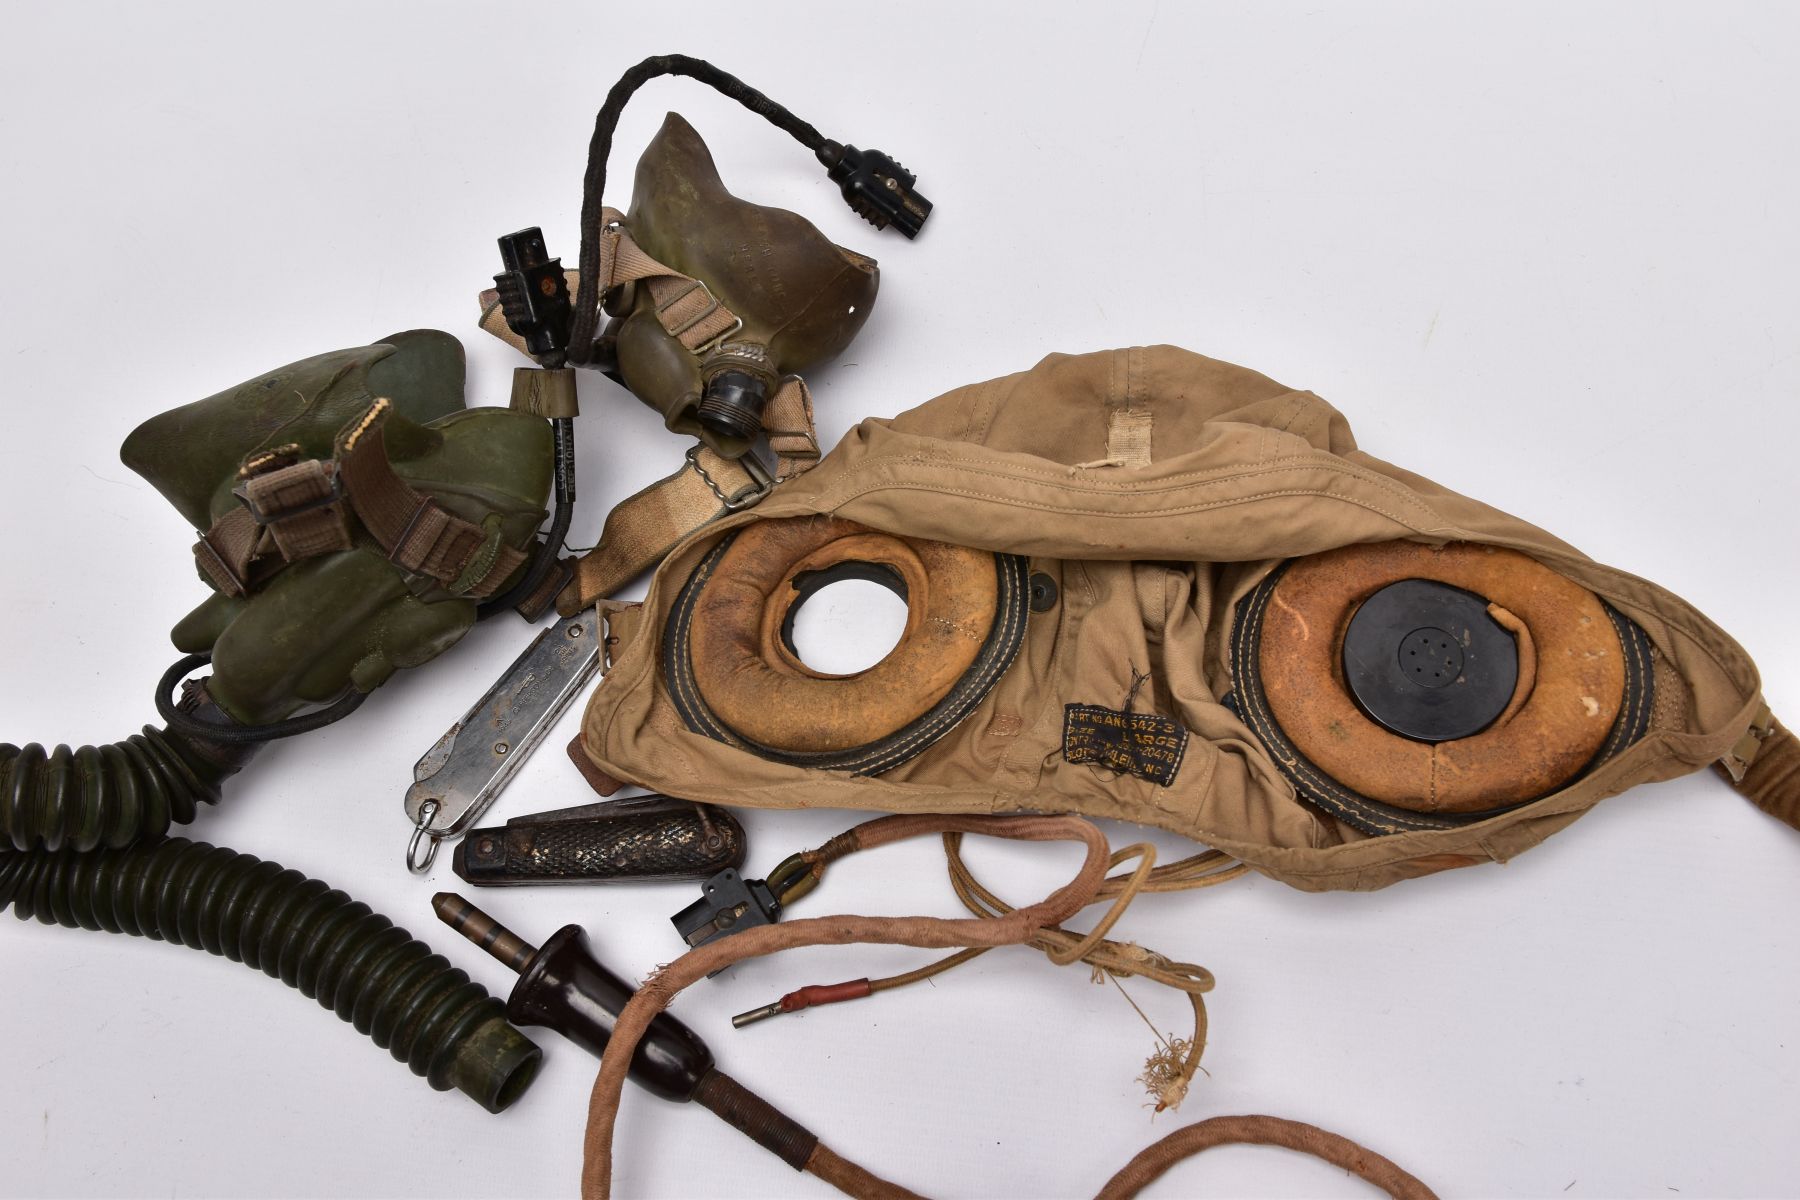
[450,1014,544,1114]
[0,837,542,1113]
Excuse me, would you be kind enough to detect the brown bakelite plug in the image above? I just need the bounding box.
[433,894,820,1169]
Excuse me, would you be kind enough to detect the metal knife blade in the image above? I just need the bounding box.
[404,607,601,870]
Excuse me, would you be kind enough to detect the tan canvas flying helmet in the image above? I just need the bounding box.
[575,345,1790,893]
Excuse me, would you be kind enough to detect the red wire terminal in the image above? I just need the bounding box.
[732,978,872,1028]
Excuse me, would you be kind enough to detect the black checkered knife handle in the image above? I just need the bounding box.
[452,794,747,885]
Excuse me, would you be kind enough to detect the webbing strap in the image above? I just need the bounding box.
[192,507,265,597]
[596,207,740,350]
[1718,706,1799,832]
[555,446,769,616]
[551,376,820,614]
[474,228,815,614]
[336,399,527,599]
[238,456,352,561]
[763,376,820,479]
[192,446,354,594]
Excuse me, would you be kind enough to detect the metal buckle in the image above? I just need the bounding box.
[660,278,743,354]
[686,445,774,512]
[192,534,249,598]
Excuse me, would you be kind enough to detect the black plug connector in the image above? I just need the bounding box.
[817,141,932,239]
[434,894,822,1171]
[494,227,573,363]
[671,867,782,962]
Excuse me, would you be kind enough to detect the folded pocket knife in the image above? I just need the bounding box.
[453,795,747,886]
[404,609,601,872]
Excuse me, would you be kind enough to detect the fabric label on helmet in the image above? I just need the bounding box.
[1062,703,1188,787]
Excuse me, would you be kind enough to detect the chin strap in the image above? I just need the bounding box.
[554,377,818,615]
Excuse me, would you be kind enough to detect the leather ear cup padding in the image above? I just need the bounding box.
[664,516,1030,774]
[1230,541,1655,836]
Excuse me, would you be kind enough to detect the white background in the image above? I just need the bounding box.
[2,3,1797,1197]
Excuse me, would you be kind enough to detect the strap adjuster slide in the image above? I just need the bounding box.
[687,445,774,512]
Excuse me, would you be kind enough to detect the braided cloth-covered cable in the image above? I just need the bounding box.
[576,813,1436,1199]
[566,55,827,363]
[779,830,1246,1113]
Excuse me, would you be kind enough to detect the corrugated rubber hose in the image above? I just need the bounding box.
[0,834,541,1112]
[0,693,543,1112]
[0,724,236,852]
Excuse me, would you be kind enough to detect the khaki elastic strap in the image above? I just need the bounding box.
[601,208,741,349]
[552,378,822,614]
[555,446,771,615]
[639,274,739,351]
[336,399,527,600]
[1717,705,1799,832]
[762,376,821,479]
[595,207,741,350]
